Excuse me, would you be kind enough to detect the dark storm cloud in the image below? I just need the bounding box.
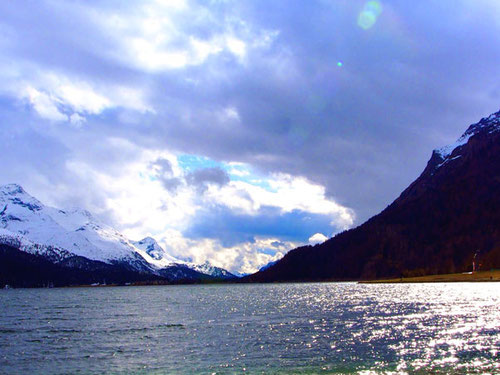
[150,158,183,192]
[0,97,70,182]
[0,0,499,231]
[0,97,117,221]
[133,0,499,222]
[153,158,174,175]
[186,167,230,192]
[149,159,230,193]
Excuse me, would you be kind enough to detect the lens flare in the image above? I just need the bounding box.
[358,1,382,30]
[365,1,382,15]
[337,61,343,67]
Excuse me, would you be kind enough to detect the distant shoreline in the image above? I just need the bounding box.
[4,270,500,289]
[359,270,500,284]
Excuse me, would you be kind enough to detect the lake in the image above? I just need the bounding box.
[0,283,498,374]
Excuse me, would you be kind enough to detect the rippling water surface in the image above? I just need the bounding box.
[0,283,499,374]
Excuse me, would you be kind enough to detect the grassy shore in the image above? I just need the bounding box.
[360,269,500,283]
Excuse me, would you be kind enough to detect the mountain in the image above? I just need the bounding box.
[259,259,279,272]
[188,261,236,279]
[129,237,234,279]
[131,237,180,264]
[0,184,235,286]
[0,243,165,288]
[246,109,500,282]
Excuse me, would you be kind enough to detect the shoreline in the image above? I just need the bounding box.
[359,270,500,284]
[4,270,500,289]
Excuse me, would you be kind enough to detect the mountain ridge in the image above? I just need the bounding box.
[245,109,500,282]
[0,185,236,286]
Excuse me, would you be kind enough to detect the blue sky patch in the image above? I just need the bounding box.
[177,154,222,172]
[178,154,278,192]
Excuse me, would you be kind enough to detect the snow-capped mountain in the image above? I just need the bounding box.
[0,227,72,263]
[131,237,181,267]
[0,184,235,282]
[129,237,234,279]
[188,261,235,279]
[432,110,500,171]
[0,184,151,271]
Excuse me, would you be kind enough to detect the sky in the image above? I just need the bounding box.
[0,0,499,274]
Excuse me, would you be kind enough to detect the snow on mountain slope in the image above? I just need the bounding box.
[434,110,500,167]
[187,261,235,279]
[0,184,139,265]
[131,237,182,268]
[0,227,72,262]
[131,238,235,278]
[0,184,235,278]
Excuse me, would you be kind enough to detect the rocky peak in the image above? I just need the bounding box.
[427,109,500,171]
[0,184,43,212]
[132,237,166,261]
[137,236,157,245]
[436,110,499,155]
[0,183,26,195]
[465,109,500,135]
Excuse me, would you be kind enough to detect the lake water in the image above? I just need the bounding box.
[0,283,498,374]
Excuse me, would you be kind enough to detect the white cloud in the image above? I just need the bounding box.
[54,142,353,274]
[190,37,223,63]
[309,232,328,245]
[129,38,189,70]
[69,113,86,127]
[88,1,277,72]
[156,233,289,275]
[57,83,111,115]
[226,36,246,58]
[66,148,197,237]
[46,74,151,114]
[219,107,240,122]
[205,173,355,229]
[228,165,250,177]
[13,72,152,124]
[24,87,67,122]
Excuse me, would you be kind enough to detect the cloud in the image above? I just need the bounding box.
[150,157,184,192]
[4,71,152,128]
[1,0,499,273]
[69,113,86,127]
[87,0,277,72]
[308,232,328,245]
[204,173,355,229]
[186,167,230,192]
[1,135,346,273]
[23,87,67,122]
[156,229,288,275]
[184,204,336,247]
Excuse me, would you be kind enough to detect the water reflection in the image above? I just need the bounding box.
[0,282,498,374]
